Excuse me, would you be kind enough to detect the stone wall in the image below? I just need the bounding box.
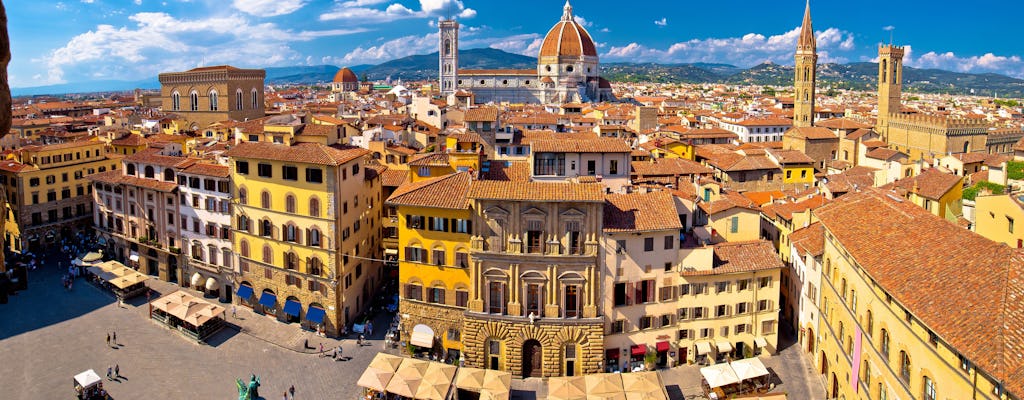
[462,314,603,377]
[399,299,465,349]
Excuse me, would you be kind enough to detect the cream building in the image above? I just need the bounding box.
[178,162,235,302]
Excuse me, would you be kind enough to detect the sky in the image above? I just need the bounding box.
[7,0,1024,88]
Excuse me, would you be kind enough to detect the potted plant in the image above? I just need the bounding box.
[644,349,658,370]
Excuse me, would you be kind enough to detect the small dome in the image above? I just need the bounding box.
[333,67,358,83]
[538,1,597,58]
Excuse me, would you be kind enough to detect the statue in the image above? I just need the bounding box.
[234,374,261,400]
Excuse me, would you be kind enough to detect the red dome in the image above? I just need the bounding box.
[333,67,358,83]
[538,1,597,58]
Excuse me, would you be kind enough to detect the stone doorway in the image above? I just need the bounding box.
[522,339,542,378]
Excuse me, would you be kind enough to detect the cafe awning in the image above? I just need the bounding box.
[283,299,302,317]
[74,369,102,389]
[385,358,430,398]
[547,376,587,400]
[631,344,647,356]
[205,277,217,291]
[585,373,624,399]
[716,340,733,353]
[732,357,770,381]
[305,306,326,324]
[605,348,620,360]
[190,272,202,287]
[415,361,457,400]
[621,371,668,400]
[656,341,670,353]
[258,291,277,308]
[411,324,435,348]
[700,363,740,389]
[150,290,225,326]
[754,337,769,348]
[695,341,712,355]
[357,353,403,392]
[236,284,254,299]
[82,252,103,263]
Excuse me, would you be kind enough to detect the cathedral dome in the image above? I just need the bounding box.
[333,67,358,83]
[538,1,597,58]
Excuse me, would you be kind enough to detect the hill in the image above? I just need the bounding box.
[360,48,536,81]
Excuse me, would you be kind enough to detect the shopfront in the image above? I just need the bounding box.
[629,344,647,371]
[655,341,670,368]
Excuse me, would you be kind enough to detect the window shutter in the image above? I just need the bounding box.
[427,217,435,231]
[625,282,634,305]
[670,285,678,301]
[466,220,472,233]
[405,247,412,261]
[444,218,450,232]
[648,280,656,302]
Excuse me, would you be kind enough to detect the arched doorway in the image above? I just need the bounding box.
[522,340,543,378]
[820,351,829,375]
[806,328,815,353]
[830,373,839,398]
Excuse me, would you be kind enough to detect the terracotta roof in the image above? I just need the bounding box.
[333,67,358,83]
[814,118,872,130]
[465,107,499,122]
[380,168,408,187]
[889,168,962,200]
[468,181,604,202]
[1013,136,1024,152]
[301,124,339,137]
[86,170,178,192]
[698,191,760,215]
[631,158,712,177]
[789,222,825,257]
[603,191,683,232]
[824,166,878,194]
[706,153,780,172]
[125,149,194,168]
[223,142,368,166]
[479,160,531,182]
[0,160,34,173]
[180,163,230,178]
[538,12,597,58]
[679,129,737,139]
[815,188,1024,395]
[761,195,827,221]
[408,153,451,167]
[386,172,471,210]
[110,134,148,146]
[767,149,815,165]
[530,137,631,153]
[864,147,904,161]
[682,240,783,276]
[951,152,989,164]
[785,126,837,140]
[861,140,888,148]
[845,128,875,141]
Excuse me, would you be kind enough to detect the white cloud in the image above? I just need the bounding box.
[81,0,95,3]
[907,48,1024,78]
[232,0,307,17]
[134,0,142,4]
[654,18,667,27]
[600,28,610,33]
[485,34,543,56]
[320,0,475,23]
[603,26,857,67]
[574,15,592,28]
[338,33,440,65]
[37,12,367,84]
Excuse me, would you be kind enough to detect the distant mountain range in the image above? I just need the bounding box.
[12,48,1024,97]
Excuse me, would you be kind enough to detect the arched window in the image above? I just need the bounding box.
[308,227,321,247]
[899,350,911,384]
[209,90,218,111]
[144,166,155,179]
[163,169,174,182]
[880,328,890,359]
[892,61,899,84]
[238,187,248,205]
[235,89,243,111]
[866,310,874,337]
[309,197,320,217]
[260,219,273,237]
[444,39,451,55]
[284,252,298,270]
[804,67,810,81]
[923,376,935,400]
[963,142,970,153]
[285,195,296,213]
[308,257,323,276]
[251,88,259,109]
[171,91,181,111]
[862,360,871,387]
[190,91,199,111]
[261,190,271,209]
[284,224,297,242]
[262,245,273,264]
[126,163,136,176]
[881,59,888,83]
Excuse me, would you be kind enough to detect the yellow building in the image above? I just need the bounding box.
[407,153,456,183]
[888,168,963,222]
[974,194,1024,248]
[443,131,485,173]
[158,65,266,131]
[677,241,782,365]
[695,191,762,244]
[767,149,815,185]
[2,140,121,252]
[387,172,473,359]
[225,141,382,337]
[814,188,1023,399]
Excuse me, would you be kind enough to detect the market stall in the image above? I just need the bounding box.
[74,369,107,400]
[149,290,226,342]
[86,260,149,299]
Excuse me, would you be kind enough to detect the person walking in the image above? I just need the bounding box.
[319,342,324,357]
[289,385,295,398]
[232,305,237,319]
[112,331,117,345]
[282,392,288,400]
[106,367,112,381]
[114,364,120,378]
[106,333,110,347]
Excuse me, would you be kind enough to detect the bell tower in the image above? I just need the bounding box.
[877,44,904,134]
[793,0,817,127]
[439,19,459,96]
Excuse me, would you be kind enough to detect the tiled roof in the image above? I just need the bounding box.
[814,118,872,130]
[180,162,230,178]
[380,168,408,187]
[125,149,195,168]
[110,134,148,146]
[706,153,780,172]
[889,168,962,200]
[86,170,179,192]
[529,137,631,153]
[761,195,827,221]
[951,152,989,164]
[824,166,878,194]
[465,107,499,122]
[301,124,338,137]
[479,160,531,182]
[223,142,368,166]
[408,153,451,167]
[785,126,837,140]
[845,128,875,141]
[698,191,760,215]
[603,191,683,232]
[789,222,824,257]
[386,172,472,210]
[815,188,1024,395]
[682,240,783,276]
[864,147,904,161]
[0,160,35,173]
[767,149,815,165]
[468,181,604,202]
[679,129,737,139]
[631,158,712,177]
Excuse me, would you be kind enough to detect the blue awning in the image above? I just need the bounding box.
[236,284,254,299]
[283,299,302,317]
[306,306,326,324]
[258,292,277,308]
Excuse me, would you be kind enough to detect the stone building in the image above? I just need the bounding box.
[793,0,816,128]
[158,65,266,131]
[331,67,359,93]
[464,180,605,378]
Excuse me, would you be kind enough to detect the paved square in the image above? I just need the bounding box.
[0,254,389,400]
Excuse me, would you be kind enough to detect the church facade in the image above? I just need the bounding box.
[441,1,614,104]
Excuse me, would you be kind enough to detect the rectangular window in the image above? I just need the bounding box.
[761,320,776,334]
[664,235,673,250]
[736,302,748,314]
[455,290,469,307]
[1009,217,1015,233]
[405,284,422,301]
[730,216,739,233]
[455,252,469,268]
[639,316,654,330]
[735,324,747,334]
[610,321,625,334]
[644,237,654,252]
[615,239,626,254]
[257,163,272,178]
[305,168,323,183]
[282,166,298,181]
[432,249,446,266]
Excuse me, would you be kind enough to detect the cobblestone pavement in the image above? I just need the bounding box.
[0,255,397,400]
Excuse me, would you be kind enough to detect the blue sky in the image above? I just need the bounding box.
[7,0,1024,88]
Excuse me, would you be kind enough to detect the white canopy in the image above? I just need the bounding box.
[205,277,218,291]
[190,272,202,287]
[695,341,712,355]
[754,337,769,348]
[700,363,740,389]
[129,253,140,262]
[731,357,770,381]
[74,369,102,389]
[411,324,435,348]
[716,341,733,353]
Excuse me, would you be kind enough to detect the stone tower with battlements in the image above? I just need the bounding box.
[793,0,817,128]
[876,44,905,133]
[439,19,459,97]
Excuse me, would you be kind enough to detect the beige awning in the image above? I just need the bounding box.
[150,290,225,326]
[585,373,625,400]
[455,367,487,391]
[385,358,430,398]
[481,370,512,400]
[700,363,740,389]
[732,357,770,381]
[620,372,668,400]
[754,337,769,348]
[547,376,587,400]
[411,324,435,348]
[716,341,733,353]
[82,252,103,263]
[696,341,712,355]
[190,272,202,287]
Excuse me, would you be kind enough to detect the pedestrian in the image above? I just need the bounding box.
[106,366,112,381]
[289,385,295,398]
[114,364,120,378]
[112,331,117,345]
[319,342,324,357]
[106,333,110,347]
[367,321,373,336]
[337,345,343,360]
[232,305,237,318]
